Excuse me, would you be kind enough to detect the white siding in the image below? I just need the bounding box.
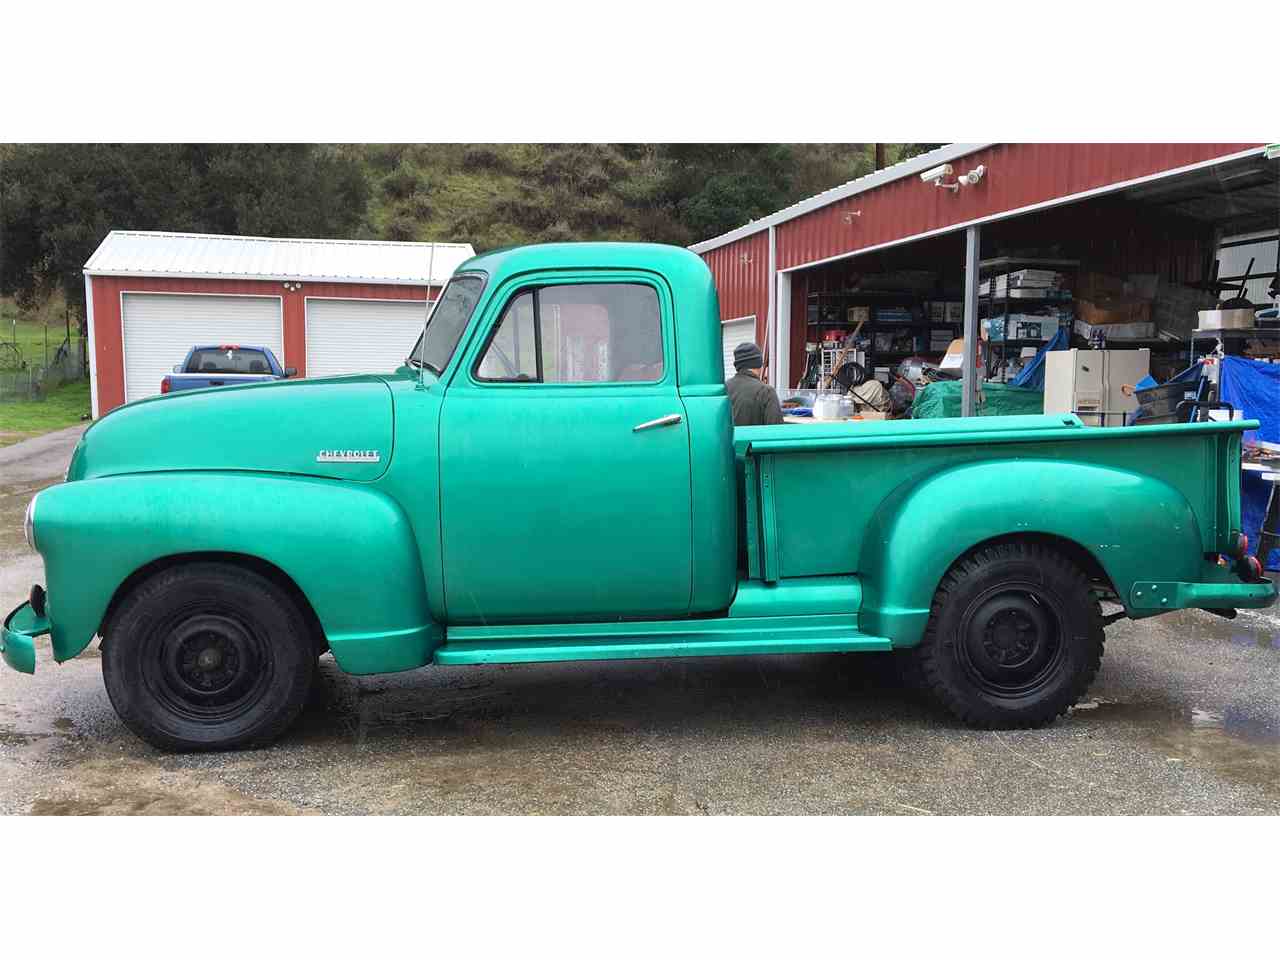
[721,316,757,380]
[305,298,430,377]
[121,293,283,403]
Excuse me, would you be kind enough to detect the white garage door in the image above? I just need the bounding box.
[121,293,283,403]
[305,298,430,377]
[721,316,757,380]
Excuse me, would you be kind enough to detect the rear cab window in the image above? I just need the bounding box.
[186,347,274,374]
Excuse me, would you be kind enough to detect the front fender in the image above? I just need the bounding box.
[857,459,1204,647]
[33,472,439,674]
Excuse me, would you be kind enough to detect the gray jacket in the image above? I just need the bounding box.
[726,371,784,426]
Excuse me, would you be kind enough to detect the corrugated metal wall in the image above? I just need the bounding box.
[91,275,436,414]
[775,143,1259,270]
[699,230,770,346]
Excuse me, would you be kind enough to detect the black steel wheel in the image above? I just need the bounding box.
[912,541,1103,728]
[103,562,314,751]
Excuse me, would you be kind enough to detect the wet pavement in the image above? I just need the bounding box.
[2,426,1278,814]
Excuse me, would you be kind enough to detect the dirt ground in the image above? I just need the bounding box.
[2,426,1278,814]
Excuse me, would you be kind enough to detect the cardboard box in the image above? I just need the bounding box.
[939,339,965,370]
[1078,271,1129,303]
[1077,297,1151,328]
[847,305,871,325]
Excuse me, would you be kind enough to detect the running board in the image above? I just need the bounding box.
[434,615,891,665]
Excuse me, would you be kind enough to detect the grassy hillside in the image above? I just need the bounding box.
[347,144,937,251]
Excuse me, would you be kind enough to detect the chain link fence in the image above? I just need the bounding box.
[0,336,88,402]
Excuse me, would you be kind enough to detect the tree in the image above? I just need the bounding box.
[0,144,369,315]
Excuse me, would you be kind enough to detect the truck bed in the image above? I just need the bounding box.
[735,414,1260,644]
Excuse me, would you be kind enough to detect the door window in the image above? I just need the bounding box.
[476,283,664,383]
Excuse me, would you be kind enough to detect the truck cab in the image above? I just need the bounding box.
[408,245,736,624]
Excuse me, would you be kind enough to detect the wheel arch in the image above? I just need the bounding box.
[857,458,1203,647]
[33,472,441,672]
[100,552,328,657]
[945,532,1117,597]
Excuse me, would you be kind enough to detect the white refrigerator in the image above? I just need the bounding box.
[1043,349,1151,427]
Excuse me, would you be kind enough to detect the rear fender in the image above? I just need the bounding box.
[857,459,1204,646]
[34,473,439,674]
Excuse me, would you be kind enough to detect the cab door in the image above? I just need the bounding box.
[439,274,692,624]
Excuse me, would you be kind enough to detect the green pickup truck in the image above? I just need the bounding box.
[4,243,1274,750]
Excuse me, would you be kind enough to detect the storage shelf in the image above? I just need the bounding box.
[978,257,1081,272]
[1071,337,1181,350]
[979,295,1073,306]
[986,338,1058,348]
[1190,327,1280,337]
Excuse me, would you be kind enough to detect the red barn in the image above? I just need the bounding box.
[83,231,475,417]
[692,143,1276,411]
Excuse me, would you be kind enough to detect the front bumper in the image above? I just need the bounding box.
[1,601,49,674]
[1128,577,1278,614]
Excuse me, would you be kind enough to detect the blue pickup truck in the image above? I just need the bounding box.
[160,345,296,395]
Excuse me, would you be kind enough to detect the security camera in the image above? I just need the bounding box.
[919,163,954,184]
[959,164,986,187]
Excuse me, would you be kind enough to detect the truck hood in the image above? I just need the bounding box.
[68,375,394,483]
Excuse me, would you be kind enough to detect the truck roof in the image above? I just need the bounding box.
[456,241,709,279]
[452,243,725,390]
[189,344,273,352]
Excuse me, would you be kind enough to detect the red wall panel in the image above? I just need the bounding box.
[90,275,436,415]
[699,230,770,347]
[776,143,1260,270]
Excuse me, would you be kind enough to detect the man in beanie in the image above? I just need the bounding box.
[726,341,784,426]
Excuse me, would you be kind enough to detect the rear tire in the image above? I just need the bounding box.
[102,562,314,752]
[912,541,1103,728]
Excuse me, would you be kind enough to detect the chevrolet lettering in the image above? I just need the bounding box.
[316,450,381,463]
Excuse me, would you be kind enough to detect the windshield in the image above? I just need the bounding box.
[186,347,274,375]
[408,273,487,374]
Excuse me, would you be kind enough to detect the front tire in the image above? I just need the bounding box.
[912,541,1104,728]
[103,562,314,751]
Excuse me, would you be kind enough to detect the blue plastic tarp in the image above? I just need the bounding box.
[1009,326,1069,389]
[1219,356,1280,570]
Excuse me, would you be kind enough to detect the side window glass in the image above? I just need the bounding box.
[477,292,538,381]
[477,283,664,384]
[541,284,663,383]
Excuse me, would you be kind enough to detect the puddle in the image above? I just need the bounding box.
[0,714,78,746]
[1071,698,1280,793]
[27,758,310,815]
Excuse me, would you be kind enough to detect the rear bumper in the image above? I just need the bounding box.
[1128,578,1277,614]
[1,601,50,674]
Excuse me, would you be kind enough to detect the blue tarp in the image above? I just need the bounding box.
[1219,356,1280,570]
[1009,326,1069,389]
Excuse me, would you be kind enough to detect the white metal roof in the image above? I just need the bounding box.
[83,230,476,286]
[689,143,993,253]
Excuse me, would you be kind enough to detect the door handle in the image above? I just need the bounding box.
[633,413,682,432]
